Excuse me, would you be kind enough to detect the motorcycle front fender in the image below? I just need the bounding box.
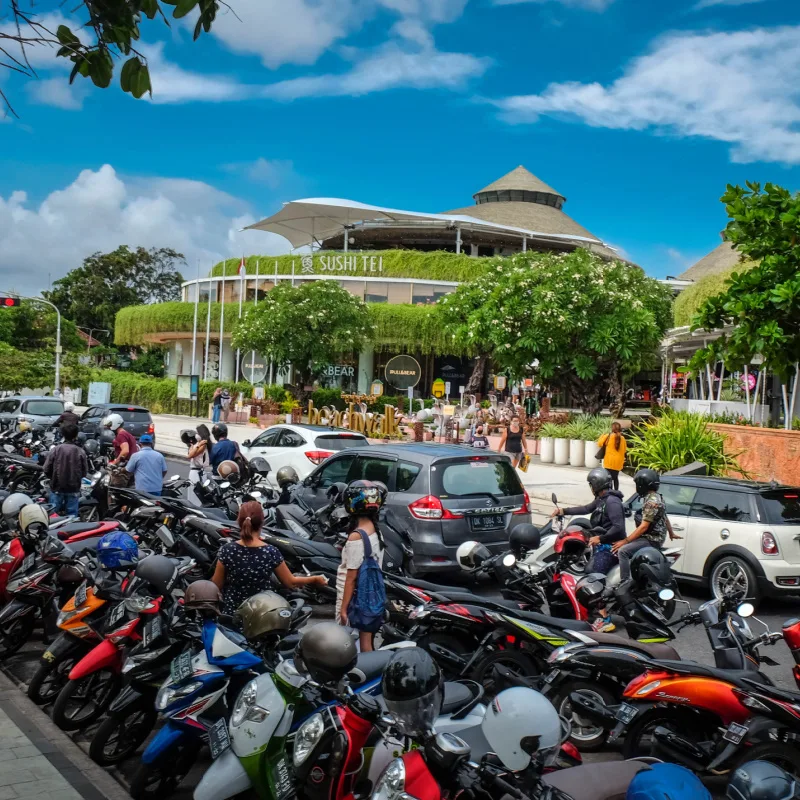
[142,720,190,765]
[108,684,148,714]
[41,631,90,664]
[193,748,253,800]
[0,598,37,624]
[68,638,122,680]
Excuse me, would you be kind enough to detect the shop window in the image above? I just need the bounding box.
[365,282,388,303]
[246,280,274,302]
[184,284,197,303]
[412,283,450,305]
[222,280,241,304]
[198,283,212,304]
[477,246,494,258]
[340,280,365,300]
[387,283,411,304]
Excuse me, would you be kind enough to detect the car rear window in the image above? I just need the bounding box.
[117,410,151,423]
[24,400,63,415]
[435,459,523,499]
[760,491,800,525]
[314,434,367,451]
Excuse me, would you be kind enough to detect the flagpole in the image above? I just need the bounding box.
[270,260,278,384]
[190,258,200,376]
[235,255,244,383]
[203,267,212,381]
[251,259,259,384]
[219,264,226,381]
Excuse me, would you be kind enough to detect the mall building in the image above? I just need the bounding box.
[116,166,669,395]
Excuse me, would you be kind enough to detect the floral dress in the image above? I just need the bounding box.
[217,542,284,615]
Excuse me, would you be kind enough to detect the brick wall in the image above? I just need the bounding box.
[709,423,800,485]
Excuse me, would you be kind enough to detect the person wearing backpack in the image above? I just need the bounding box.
[336,479,387,652]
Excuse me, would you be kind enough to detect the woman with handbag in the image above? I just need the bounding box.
[596,422,626,491]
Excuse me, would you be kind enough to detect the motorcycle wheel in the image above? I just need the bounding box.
[471,649,538,694]
[51,670,121,730]
[735,741,800,778]
[622,706,714,760]
[553,680,616,752]
[79,506,99,523]
[27,656,77,705]
[128,739,201,800]
[0,613,35,659]
[89,706,158,765]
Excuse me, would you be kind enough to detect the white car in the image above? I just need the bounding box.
[239,424,369,486]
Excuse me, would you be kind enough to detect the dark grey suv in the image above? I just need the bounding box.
[293,443,532,575]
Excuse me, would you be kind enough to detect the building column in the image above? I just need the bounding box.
[455,226,462,254]
[469,244,479,258]
[358,346,374,394]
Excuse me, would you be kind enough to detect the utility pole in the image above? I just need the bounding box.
[3,295,63,391]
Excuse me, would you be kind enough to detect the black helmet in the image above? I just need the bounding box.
[587,467,612,496]
[100,429,115,447]
[382,647,443,736]
[184,580,222,615]
[509,524,541,558]
[84,439,100,457]
[575,573,607,609]
[343,480,386,516]
[728,761,800,800]
[212,423,228,440]
[634,468,660,496]
[134,555,177,596]
[180,429,198,447]
[249,457,271,477]
[294,622,357,685]
[630,547,671,587]
[276,465,299,489]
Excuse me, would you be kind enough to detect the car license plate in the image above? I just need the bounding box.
[723,722,749,745]
[272,755,295,800]
[74,582,87,608]
[170,651,193,683]
[142,616,162,647]
[616,703,638,724]
[470,514,505,532]
[207,718,230,759]
[107,602,125,627]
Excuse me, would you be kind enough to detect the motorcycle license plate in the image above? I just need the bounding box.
[616,703,638,724]
[470,514,505,532]
[544,669,560,684]
[272,755,295,800]
[723,722,749,745]
[142,616,162,647]
[208,718,230,759]
[20,553,34,572]
[170,651,193,683]
[107,602,125,627]
[74,582,88,608]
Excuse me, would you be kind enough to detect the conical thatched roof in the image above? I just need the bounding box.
[474,165,564,201]
[679,242,743,281]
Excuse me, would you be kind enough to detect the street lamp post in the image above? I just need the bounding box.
[10,295,63,392]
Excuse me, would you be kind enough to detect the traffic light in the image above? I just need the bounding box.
[0,297,20,308]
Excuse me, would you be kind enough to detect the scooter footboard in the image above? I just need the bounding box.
[193,748,253,800]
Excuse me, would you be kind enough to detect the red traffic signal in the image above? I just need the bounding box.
[0,297,20,307]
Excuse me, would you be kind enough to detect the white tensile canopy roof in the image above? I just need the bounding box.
[244,197,606,250]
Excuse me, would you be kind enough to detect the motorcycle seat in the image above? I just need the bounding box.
[441,681,476,715]
[543,761,651,800]
[347,650,395,686]
[199,507,233,523]
[55,520,119,541]
[587,632,680,661]
[508,608,593,633]
[649,659,774,688]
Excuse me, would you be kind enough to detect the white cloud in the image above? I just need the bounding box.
[0,165,289,294]
[492,0,615,9]
[693,0,768,9]
[25,78,87,110]
[221,158,302,190]
[493,25,800,165]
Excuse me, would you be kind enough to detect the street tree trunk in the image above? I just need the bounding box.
[608,363,626,418]
[566,375,605,415]
[466,354,489,395]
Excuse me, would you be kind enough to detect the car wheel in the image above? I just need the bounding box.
[710,555,760,605]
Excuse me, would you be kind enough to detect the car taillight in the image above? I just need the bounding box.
[408,495,463,520]
[305,450,334,465]
[761,531,779,555]
[148,423,155,434]
[513,489,530,515]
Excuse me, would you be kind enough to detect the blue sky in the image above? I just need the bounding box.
[1,0,798,292]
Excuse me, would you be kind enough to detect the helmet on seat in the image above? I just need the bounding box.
[18,504,49,540]
[382,647,443,737]
[481,687,562,771]
[84,439,100,457]
[633,468,661,497]
[630,547,672,587]
[184,580,222,616]
[17,420,31,433]
[575,572,607,610]
[627,762,712,800]
[509,524,541,558]
[587,467,613,496]
[343,480,385,516]
[249,457,271,478]
[217,460,240,484]
[726,761,799,800]
[103,414,124,432]
[97,532,138,569]
[276,465,299,489]
[134,555,177,596]
[294,622,357,685]
[236,592,292,639]
[456,540,492,571]
[2,493,33,528]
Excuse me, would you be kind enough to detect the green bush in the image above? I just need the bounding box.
[310,388,345,410]
[673,269,747,328]
[539,422,568,439]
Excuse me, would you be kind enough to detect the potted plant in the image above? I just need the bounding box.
[538,422,563,464]
[564,417,592,467]
[280,392,300,424]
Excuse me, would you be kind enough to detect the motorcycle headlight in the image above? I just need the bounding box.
[546,643,584,665]
[408,605,429,620]
[122,645,172,673]
[231,679,268,727]
[125,596,156,613]
[155,680,202,711]
[373,759,409,800]
[0,549,17,565]
[292,713,325,767]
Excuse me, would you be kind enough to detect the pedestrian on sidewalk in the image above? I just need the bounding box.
[221,388,232,422]
[43,422,88,517]
[597,422,626,491]
[211,387,223,423]
[471,425,490,450]
[497,415,528,469]
[125,434,167,495]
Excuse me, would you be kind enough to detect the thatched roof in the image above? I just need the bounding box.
[679,242,743,281]
[474,166,563,201]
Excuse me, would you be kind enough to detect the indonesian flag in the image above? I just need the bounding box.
[238,257,246,277]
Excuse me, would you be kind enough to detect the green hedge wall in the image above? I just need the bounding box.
[211,251,494,283]
[673,270,735,328]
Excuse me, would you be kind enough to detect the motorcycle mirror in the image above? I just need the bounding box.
[658,588,675,601]
[551,492,558,506]
[502,553,517,568]
[170,474,180,481]
[220,481,230,489]
[242,440,251,448]
[737,602,755,618]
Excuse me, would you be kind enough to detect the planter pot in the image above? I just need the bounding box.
[554,438,569,465]
[424,431,434,442]
[569,439,585,467]
[540,437,554,463]
[530,439,540,456]
[584,440,600,469]
[285,413,293,424]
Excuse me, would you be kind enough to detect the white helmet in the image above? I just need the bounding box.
[481,687,562,771]
[64,402,75,412]
[2,493,33,526]
[456,540,491,571]
[103,413,124,431]
[19,504,49,538]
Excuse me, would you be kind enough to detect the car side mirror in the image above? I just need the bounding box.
[623,507,633,518]
[242,439,251,448]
